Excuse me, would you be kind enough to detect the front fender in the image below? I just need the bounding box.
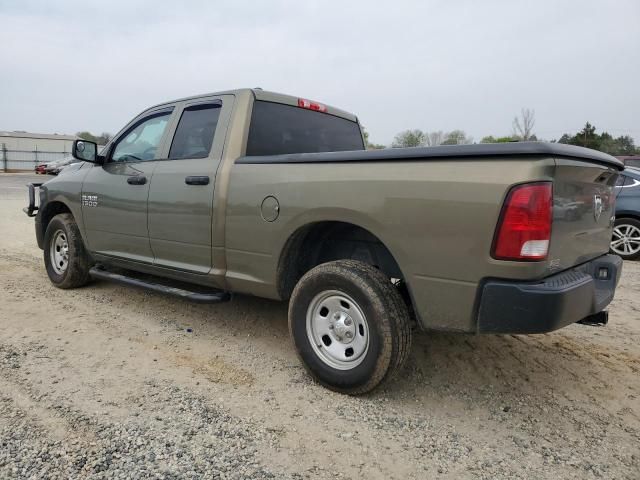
[35,164,91,249]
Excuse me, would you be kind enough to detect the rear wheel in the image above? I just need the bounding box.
[288,260,412,394]
[43,213,91,288]
[610,218,640,260]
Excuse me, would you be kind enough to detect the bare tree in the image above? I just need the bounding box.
[425,131,445,146]
[513,108,536,141]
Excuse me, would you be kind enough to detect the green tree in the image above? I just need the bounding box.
[76,131,98,143]
[442,130,472,145]
[481,136,515,143]
[555,123,639,155]
[573,122,600,150]
[76,131,113,145]
[392,129,426,148]
[362,128,386,149]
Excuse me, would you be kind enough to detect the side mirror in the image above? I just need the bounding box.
[72,139,99,163]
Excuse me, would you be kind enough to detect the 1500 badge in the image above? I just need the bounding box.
[81,194,98,207]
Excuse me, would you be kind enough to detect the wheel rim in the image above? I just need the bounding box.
[611,224,640,256]
[306,290,370,370]
[50,230,69,275]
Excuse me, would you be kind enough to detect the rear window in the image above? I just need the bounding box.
[246,100,364,156]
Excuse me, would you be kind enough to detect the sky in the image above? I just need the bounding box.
[1,0,639,146]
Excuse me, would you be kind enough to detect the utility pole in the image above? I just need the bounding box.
[1,143,6,172]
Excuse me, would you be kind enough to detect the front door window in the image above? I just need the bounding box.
[111,112,172,162]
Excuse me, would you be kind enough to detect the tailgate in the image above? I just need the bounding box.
[549,158,619,270]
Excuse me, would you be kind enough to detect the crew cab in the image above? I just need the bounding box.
[24,89,623,393]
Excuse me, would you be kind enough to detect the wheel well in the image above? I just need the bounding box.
[277,221,404,300]
[615,214,640,222]
[38,201,72,242]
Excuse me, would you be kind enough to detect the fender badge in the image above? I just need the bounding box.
[593,194,603,222]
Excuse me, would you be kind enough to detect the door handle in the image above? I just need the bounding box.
[185,176,210,185]
[127,176,147,185]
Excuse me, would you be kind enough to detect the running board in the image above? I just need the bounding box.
[89,267,231,304]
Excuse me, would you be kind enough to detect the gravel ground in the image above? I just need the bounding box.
[0,173,639,479]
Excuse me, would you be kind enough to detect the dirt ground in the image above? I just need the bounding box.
[1,173,638,479]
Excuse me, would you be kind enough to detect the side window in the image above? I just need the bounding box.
[615,175,627,188]
[111,111,172,163]
[169,103,221,160]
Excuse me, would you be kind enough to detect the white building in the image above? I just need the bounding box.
[0,131,79,171]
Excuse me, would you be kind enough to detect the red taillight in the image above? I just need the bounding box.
[298,98,327,112]
[492,182,552,261]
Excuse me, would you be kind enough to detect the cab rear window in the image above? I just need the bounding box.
[246,101,364,156]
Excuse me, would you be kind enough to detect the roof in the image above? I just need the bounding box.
[0,131,78,141]
[145,88,359,123]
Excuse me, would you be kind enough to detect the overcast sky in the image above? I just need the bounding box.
[1,0,638,145]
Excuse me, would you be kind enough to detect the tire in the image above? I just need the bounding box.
[288,260,412,395]
[610,218,640,260]
[43,213,91,288]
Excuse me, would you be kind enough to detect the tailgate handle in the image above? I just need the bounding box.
[185,176,210,185]
[127,176,147,185]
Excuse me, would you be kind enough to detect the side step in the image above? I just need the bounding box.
[89,267,231,304]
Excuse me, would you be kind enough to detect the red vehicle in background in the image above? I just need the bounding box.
[34,163,48,174]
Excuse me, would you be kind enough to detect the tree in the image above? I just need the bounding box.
[425,131,445,146]
[442,130,473,145]
[612,135,636,155]
[573,122,600,150]
[76,131,113,146]
[481,135,515,144]
[392,129,426,148]
[76,131,98,143]
[362,128,386,150]
[512,108,536,141]
[557,133,572,144]
[555,123,639,155]
[96,132,113,145]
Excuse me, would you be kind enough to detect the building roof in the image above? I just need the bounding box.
[0,131,78,141]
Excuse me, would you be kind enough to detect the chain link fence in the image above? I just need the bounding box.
[0,143,70,171]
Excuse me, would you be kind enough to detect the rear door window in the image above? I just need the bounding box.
[246,101,364,156]
[169,103,222,160]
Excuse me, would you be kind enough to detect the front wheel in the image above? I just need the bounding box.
[610,218,640,260]
[288,260,412,394]
[43,213,92,289]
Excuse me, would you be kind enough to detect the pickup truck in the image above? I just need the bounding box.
[24,88,623,394]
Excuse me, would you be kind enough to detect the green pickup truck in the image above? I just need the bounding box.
[25,88,623,393]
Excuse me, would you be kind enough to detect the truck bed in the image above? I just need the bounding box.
[228,142,622,332]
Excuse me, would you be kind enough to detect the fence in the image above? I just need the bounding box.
[1,143,70,171]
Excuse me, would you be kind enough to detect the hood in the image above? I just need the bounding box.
[58,161,85,176]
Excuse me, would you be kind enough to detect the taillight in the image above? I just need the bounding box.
[492,182,552,261]
[298,98,327,112]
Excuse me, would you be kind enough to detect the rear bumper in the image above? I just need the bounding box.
[477,254,622,334]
